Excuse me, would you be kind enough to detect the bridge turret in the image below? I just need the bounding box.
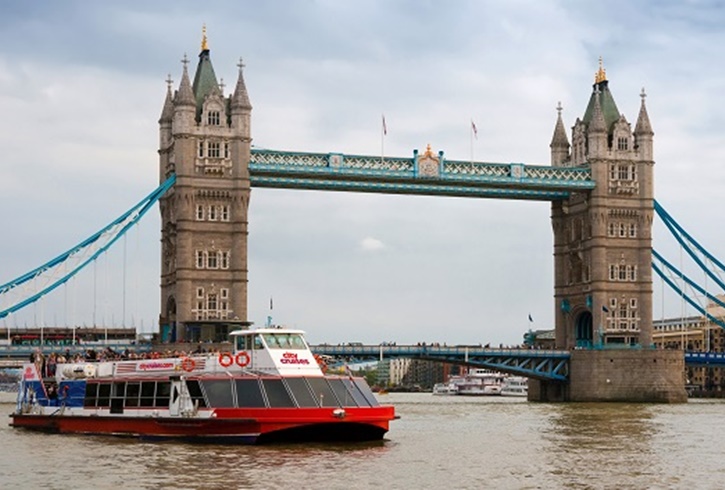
[634,88,654,162]
[549,102,570,166]
[586,88,608,159]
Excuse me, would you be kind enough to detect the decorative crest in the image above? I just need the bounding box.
[594,56,607,83]
[424,143,434,158]
[201,24,208,51]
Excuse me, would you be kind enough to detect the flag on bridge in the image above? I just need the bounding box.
[528,314,533,322]
[471,120,478,140]
[382,114,387,136]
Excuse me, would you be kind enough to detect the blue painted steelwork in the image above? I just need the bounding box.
[684,352,725,366]
[311,344,570,382]
[653,200,725,329]
[0,175,176,320]
[249,149,594,200]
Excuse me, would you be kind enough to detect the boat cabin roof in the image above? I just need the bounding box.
[229,327,306,337]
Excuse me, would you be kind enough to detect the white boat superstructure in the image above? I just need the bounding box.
[501,376,529,397]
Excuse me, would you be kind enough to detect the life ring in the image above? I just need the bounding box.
[181,357,196,372]
[314,354,328,373]
[218,352,234,368]
[235,351,250,367]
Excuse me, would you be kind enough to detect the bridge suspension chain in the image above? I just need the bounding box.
[0,175,176,320]
[653,200,725,328]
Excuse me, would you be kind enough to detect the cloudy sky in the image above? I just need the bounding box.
[1,1,724,345]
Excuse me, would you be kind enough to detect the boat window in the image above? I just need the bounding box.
[353,378,380,407]
[97,383,111,407]
[156,382,171,407]
[262,379,296,408]
[112,382,126,398]
[328,378,362,407]
[343,379,372,407]
[234,379,266,408]
[285,377,318,407]
[253,335,263,350]
[125,382,140,407]
[140,382,156,407]
[201,380,235,408]
[262,333,306,350]
[305,377,340,407]
[186,380,208,408]
[84,383,98,407]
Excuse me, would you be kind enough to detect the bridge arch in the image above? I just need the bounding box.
[574,310,593,348]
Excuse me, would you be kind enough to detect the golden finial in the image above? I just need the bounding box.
[424,143,433,157]
[594,56,607,83]
[201,24,208,51]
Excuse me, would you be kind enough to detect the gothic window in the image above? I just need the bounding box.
[610,298,618,309]
[630,298,638,308]
[208,142,221,158]
[618,165,630,180]
[224,142,230,159]
[619,223,627,238]
[617,137,629,151]
[608,222,616,237]
[207,111,221,126]
[609,165,617,181]
[208,205,218,221]
[221,205,230,221]
[619,266,627,281]
[196,205,204,221]
[207,294,218,311]
[629,223,637,238]
[207,252,218,269]
[196,287,204,298]
[628,266,637,281]
[609,265,617,281]
[220,251,230,269]
[221,288,229,299]
[198,141,205,158]
[195,251,205,269]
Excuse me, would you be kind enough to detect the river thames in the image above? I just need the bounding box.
[1,393,724,489]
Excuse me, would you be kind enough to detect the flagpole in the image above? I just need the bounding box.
[381,114,386,164]
[470,122,474,164]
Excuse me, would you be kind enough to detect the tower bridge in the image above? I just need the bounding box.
[3,34,705,402]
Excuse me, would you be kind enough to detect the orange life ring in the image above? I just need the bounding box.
[218,352,234,368]
[181,357,196,372]
[235,351,251,367]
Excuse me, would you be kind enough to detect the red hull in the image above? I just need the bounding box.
[10,406,395,444]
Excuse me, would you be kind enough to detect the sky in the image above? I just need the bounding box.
[1,0,725,346]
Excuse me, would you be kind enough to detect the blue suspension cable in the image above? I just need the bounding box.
[0,175,176,319]
[654,200,725,291]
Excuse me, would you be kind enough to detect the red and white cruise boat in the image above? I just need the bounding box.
[10,327,396,444]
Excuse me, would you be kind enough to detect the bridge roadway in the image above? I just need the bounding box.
[0,344,722,380]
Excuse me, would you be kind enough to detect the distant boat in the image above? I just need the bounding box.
[500,376,528,397]
[432,369,506,396]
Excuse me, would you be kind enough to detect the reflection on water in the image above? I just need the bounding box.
[543,404,657,488]
[2,396,725,489]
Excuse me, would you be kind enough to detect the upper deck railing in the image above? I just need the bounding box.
[249,149,594,200]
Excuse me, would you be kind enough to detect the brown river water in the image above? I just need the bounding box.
[1,393,723,489]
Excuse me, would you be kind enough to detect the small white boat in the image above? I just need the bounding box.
[501,376,528,397]
[432,382,458,395]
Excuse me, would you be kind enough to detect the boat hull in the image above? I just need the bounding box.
[10,406,395,444]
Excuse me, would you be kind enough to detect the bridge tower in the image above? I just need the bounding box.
[550,59,655,350]
[539,60,685,402]
[158,30,252,342]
